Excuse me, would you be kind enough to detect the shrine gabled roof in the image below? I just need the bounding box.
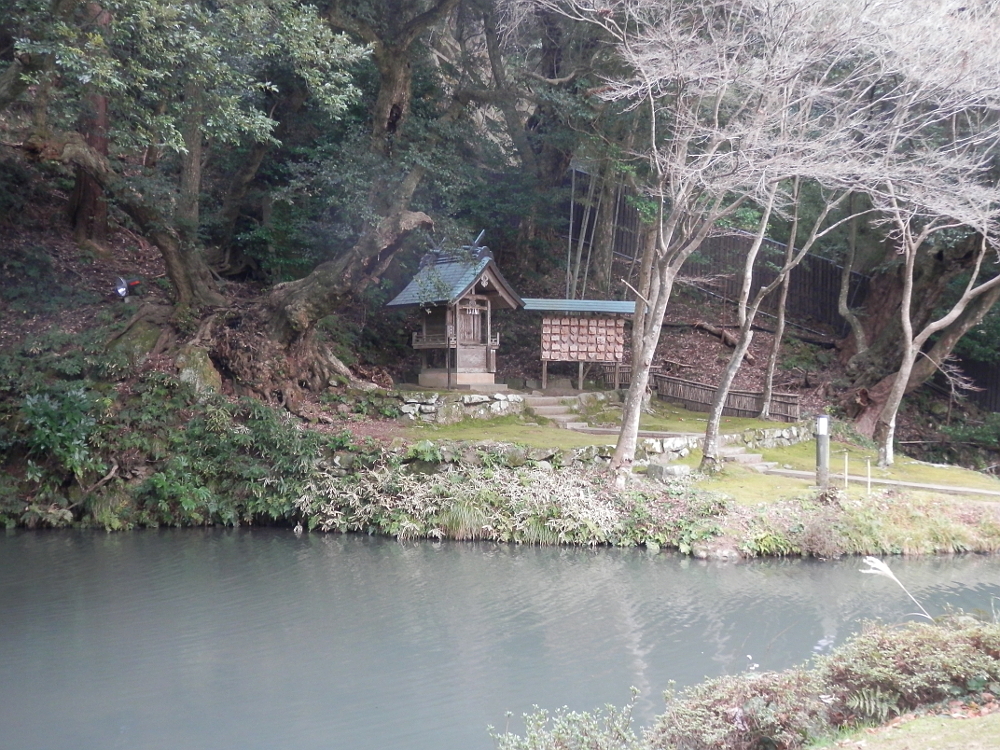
[386,247,523,309]
[522,298,636,315]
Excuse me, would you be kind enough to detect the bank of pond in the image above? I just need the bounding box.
[8,429,1000,559]
[4,372,999,558]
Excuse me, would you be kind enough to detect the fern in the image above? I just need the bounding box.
[845,686,899,724]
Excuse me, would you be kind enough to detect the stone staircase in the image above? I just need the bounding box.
[718,445,778,473]
[521,394,589,430]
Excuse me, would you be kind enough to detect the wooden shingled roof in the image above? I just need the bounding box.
[386,247,523,310]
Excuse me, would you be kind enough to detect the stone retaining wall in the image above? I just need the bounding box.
[638,423,809,463]
[397,392,525,424]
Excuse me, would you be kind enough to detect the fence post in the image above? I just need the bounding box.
[815,414,830,490]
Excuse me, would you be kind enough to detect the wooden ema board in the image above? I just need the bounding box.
[540,316,625,363]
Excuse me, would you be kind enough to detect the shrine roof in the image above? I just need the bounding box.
[521,298,636,315]
[386,247,523,309]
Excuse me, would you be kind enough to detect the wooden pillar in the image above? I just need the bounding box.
[447,305,454,389]
[542,360,548,390]
[578,361,584,391]
[614,362,621,390]
[485,298,493,373]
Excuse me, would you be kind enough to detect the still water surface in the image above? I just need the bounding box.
[1,529,999,750]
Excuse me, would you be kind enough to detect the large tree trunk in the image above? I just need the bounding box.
[843,234,982,388]
[613,248,674,471]
[67,2,111,249]
[210,0,460,409]
[266,200,433,342]
[176,83,203,245]
[590,165,617,295]
[851,284,1000,442]
[844,233,988,431]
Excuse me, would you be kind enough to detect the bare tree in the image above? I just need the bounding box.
[867,195,1000,466]
[701,185,852,470]
[505,0,898,471]
[759,179,801,421]
[507,0,1000,471]
[841,1,1000,465]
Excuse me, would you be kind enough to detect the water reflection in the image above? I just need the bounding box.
[1,530,997,750]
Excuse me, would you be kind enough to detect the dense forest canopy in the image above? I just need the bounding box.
[3,0,1000,469]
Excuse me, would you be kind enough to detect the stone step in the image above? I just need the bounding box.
[724,452,765,465]
[531,405,576,417]
[522,396,573,407]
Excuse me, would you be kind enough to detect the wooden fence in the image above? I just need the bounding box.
[602,366,800,422]
[951,359,1000,413]
[681,234,869,335]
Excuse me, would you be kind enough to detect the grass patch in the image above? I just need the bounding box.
[760,440,1000,496]
[807,711,1000,750]
[697,464,814,504]
[403,415,617,449]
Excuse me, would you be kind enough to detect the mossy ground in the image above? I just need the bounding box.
[403,414,613,448]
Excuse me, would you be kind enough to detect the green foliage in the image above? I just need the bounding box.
[715,205,766,232]
[21,385,105,483]
[642,617,1000,750]
[651,669,829,750]
[953,307,1000,364]
[941,413,1000,450]
[102,376,358,526]
[0,313,369,528]
[779,338,835,373]
[843,686,897,724]
[13,0,367,151]
[297,457,725,550]
[0,156,40,223]
[491,692,644,750]
[405,440,443,463]
[819,617,1000,719]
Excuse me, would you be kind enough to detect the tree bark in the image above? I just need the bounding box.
[326,0,459,158]
[701,186,777,471]
[176,82,203,245]
[590,165,617,295]
[759,268,790,420]
[266,201,433,342]
[837,196,868,357]
[761,181,802,419]
[844,233,983,389]
[67,2,111,248]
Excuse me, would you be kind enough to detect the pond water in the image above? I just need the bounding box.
[1,529,998,750]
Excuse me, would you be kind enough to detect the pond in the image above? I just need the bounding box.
[1,529,998,750]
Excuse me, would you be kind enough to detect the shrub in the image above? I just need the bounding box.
[818,617,1000,721]
[491,694,645,750]
[648,669,829,750]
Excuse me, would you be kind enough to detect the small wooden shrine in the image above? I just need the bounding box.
[387,243,523,388]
